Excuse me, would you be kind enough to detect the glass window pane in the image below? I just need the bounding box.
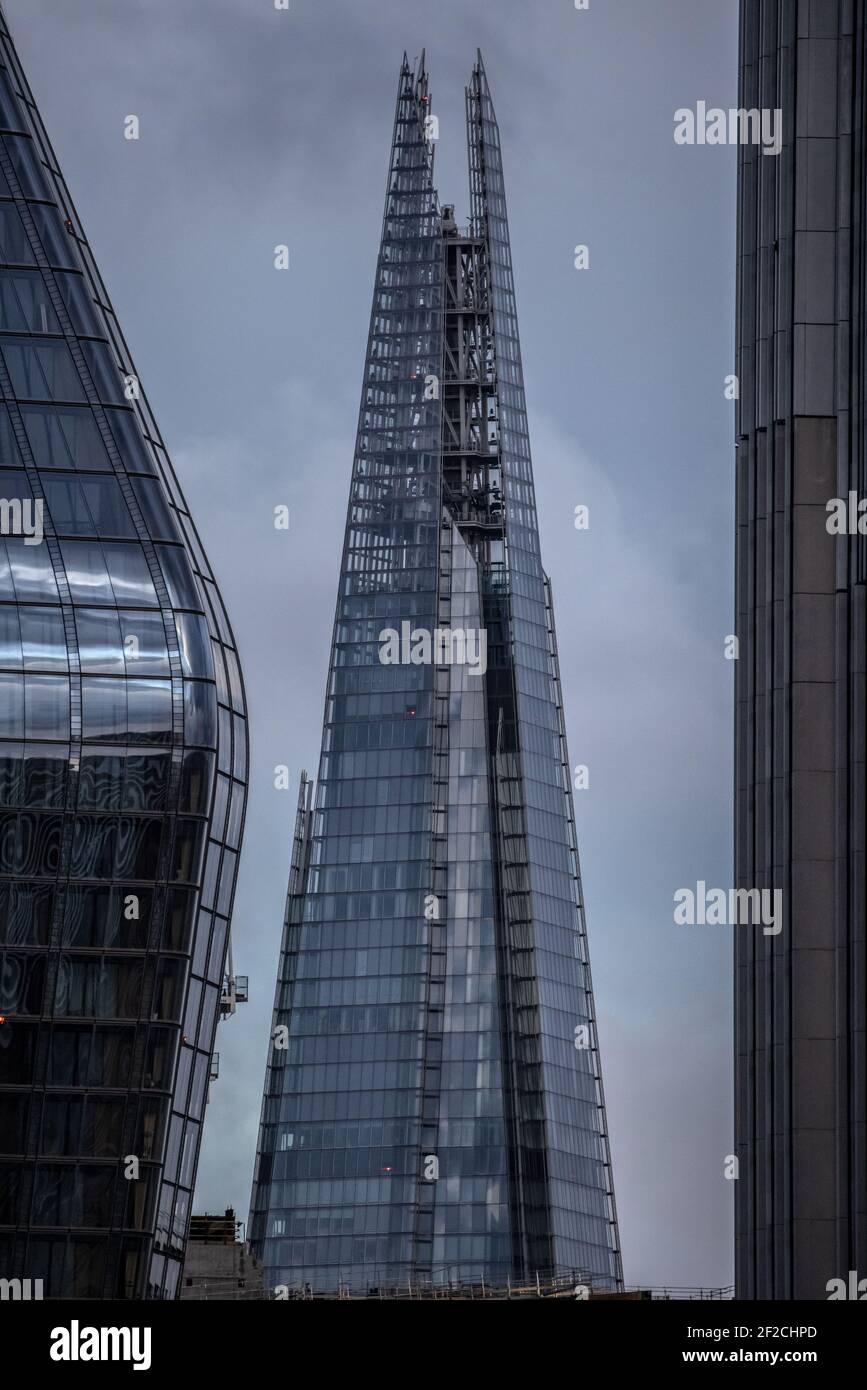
[80,341,125,404]
[42,475,93,534]
[119,610,169,676]
[23,404,112,472]
[61,540,112,604]
[40,1098,83,1156]
[179,1121,199,1188]
[210,641,229,703]
[0,670,23,735]
[103,543,157,607]
[132,477,180,542]
[58,407,111,471]
[24,673,70,738]
[75,607,124,674]
[157,544,201,610]
[76,750,124,811]
[216,850,237,915]
[0,276,27,332]
[123,751,170,812]
[1,338,86,402]
[163,890,196,952]
[104,408,156,476]
[0,745,22,805]
[46,476,135,539]
[55,272,103,337]
[63,885,150,949]
[3,883,53,943]
[190,1052,209,1120]
[0,404,24,466]
[0,604,22,666]
[226,782,243,849]
[80,476,135,538]
[175,611,211,678]
[225,647,244,713]
[22,745,67,806]
[114,816,162,879]
[21,405,74,469]
[0,539,13,600]
[0,202,34,264]
[210,774,228,839]
[7,540,59,601]
[183,680,217,747]
[153,960,185,1022]
[171,819,206,883]
[179,749,214,815]
[126,678,172,743]
[1,133,51,198]
[19,605,67,670]
[232,715,245,779]
[0,270,59,333]
[0,953,47,1013]
[30,205,78,270]
[69,818,113,888]
[81,677,126,741]
[0,70,27,132]
[199,984,219,1044]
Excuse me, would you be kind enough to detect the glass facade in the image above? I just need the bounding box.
[0,6,248,1299]
[250,54,620,1293]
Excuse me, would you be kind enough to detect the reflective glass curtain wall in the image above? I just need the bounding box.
[0,7,248,1299]
[467,59,619,1281]
[250,54,619,1293]
[251,56,445,1292]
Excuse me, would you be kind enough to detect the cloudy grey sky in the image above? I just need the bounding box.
[6,0,738,1289]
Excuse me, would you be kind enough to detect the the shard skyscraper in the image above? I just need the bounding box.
[0,7,248,1298]
[250,54,620,1294]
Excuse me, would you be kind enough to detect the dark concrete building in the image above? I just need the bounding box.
[735,0,866,1298]
[180,1210,265,1301]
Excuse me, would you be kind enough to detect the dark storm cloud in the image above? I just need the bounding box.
[4,0,736,1287]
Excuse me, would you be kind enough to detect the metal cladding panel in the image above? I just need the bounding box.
[735,0,866,1300]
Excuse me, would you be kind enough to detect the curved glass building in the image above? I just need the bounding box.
[0,6,248,1299]
[250,54,620,1295]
